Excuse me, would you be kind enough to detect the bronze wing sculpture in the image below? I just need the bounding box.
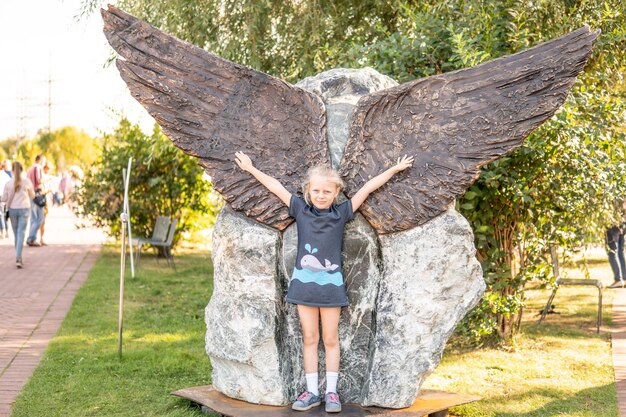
[103,5,597,234]
[102,4,598,409]
[340,26,598,232]
[102,5,328,230]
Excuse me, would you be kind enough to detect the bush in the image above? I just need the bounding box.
[76,118,223,246]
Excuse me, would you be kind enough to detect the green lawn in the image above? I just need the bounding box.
[424,247,617,416]
[11,247,215,417]
[11,246,618,416]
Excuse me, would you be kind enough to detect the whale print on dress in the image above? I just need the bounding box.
[293,244,343,287]
[301,244,339,272]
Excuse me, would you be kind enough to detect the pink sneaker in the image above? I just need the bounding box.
[325,392,342,413]
[292,391,322,411]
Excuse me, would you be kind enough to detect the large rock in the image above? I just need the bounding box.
[205,68,485,407]
[205,206,288,404]
[362,208,484,407]
[296,68,397,169]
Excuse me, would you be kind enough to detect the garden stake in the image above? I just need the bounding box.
[118,158,132,359]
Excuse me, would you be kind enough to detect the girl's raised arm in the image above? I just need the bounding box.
[235,151,292,207]
[350,155,414,212]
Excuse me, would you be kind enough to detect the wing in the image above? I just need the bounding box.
[340,26,599,234]
[101,5,329,230]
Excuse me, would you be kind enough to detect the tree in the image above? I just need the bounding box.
[457,88,626,341]
[83,0,411,82]
[0,137,25,162]
[76,118,223,246]
[0,127,100,175]
[36,127,101,173]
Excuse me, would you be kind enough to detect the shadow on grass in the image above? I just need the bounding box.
[459,383,617,417]
[522,321,610,340]
[522,287,613,330]
[122,247,212,276]
[562,256,610,268]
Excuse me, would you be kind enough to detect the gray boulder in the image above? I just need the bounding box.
[205,206,288,404]
[362,208,484,407]
[205,68,485,407]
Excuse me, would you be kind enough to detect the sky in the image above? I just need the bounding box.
[0,0,153,141]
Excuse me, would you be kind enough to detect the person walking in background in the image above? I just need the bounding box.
[0,162,10,238]
[607,224,626,288]
[58,171,68,205]
[50,170,62,206]
[1,161,35,268]
[26,154,45,247]
[3,159,11,178]
[39,161,54,245]
[608,199,626,288]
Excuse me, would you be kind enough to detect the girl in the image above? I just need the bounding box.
[1,162,35,268]
[235,151,413,413]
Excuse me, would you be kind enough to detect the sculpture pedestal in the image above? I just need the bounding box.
[171,385,480,417]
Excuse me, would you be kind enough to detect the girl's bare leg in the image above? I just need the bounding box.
[297,305,320,373]
[320,307,341,372]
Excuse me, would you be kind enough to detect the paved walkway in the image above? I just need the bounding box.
[0,205,106,416]
[613,287,626,417]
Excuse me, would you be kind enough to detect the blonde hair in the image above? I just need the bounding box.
[302,164,344,205]
[12,162,23,192]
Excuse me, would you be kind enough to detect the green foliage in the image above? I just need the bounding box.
[85,0,411,82]
[0,127,100,174]
[457,84,626,340]
[0,137,21,161]
[341,0,626,85]
[334,0,626,341]
[76,118,223,245]
[15,138,43,168]
[37,126,101,173]
[83,0,625,86]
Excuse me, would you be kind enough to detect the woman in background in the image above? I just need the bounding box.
[1,162,35,268]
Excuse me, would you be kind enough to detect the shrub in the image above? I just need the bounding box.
[76,118,223,246]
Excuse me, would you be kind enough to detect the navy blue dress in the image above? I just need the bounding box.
[286,195,355,307]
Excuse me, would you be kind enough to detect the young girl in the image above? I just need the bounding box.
[235,151,413,413]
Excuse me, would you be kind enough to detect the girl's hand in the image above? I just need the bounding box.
[235,151,254,172]
[351,154,415,211]
[392,155,414,173]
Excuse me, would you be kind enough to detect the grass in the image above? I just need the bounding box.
[11,246,619,416]
[423,246,618,416]
[10,246,215,417]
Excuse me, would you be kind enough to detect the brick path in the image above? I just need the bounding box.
[613,287,626,417]
[0,205,106,416]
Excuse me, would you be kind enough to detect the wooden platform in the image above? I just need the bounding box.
[171,385,480,417]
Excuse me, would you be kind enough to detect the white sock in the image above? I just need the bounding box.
[305,372,319,396]
[326,371,339,394]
